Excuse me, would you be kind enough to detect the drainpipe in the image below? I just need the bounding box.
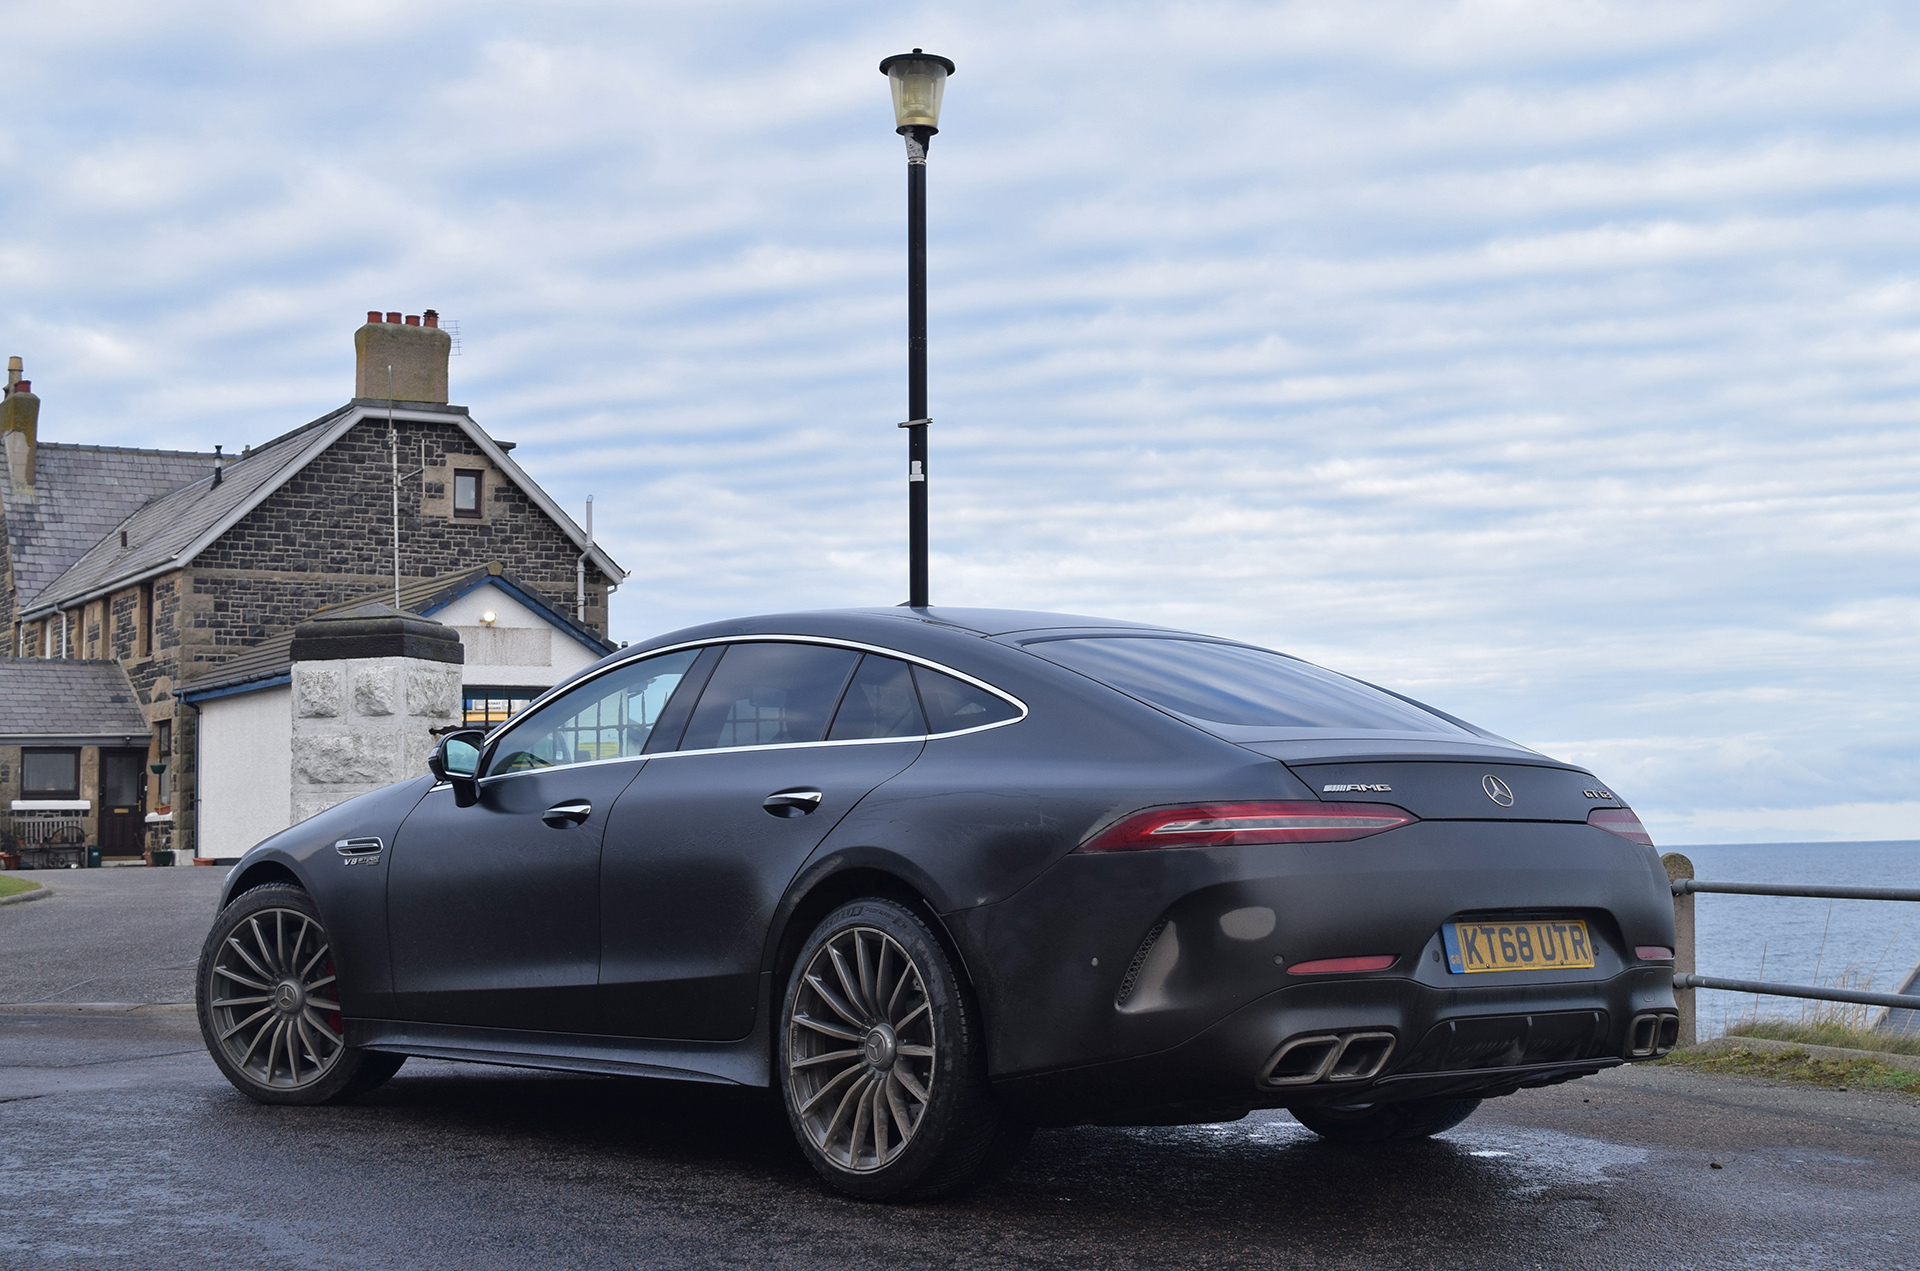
[576,496,592,625]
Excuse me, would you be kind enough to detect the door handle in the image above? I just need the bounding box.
[762,790,824,818]
[543,801,592,827]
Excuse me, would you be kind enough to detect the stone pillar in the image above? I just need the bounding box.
[1662,852,1696,1047]
[289,604,463,825]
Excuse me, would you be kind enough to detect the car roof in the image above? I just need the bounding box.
[835,607,1174,637]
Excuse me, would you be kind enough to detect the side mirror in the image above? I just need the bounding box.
[428,730,486,808]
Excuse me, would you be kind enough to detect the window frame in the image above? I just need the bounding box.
[452,468,483,519]
[21,748,81,800]
[474,636,1028,784]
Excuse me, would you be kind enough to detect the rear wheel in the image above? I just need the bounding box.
[196,883,404,1105]
[779,898,1030,1200]
[1292,1097,1481,1144]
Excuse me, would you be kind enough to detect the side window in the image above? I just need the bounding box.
[485,649,700,775]
[913,665,1020,735]
[679,642,861,751]
[827,655,926,741]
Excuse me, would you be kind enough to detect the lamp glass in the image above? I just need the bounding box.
[887,59,948,130]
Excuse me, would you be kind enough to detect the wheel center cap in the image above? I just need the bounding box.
[274,980,302,1015]
[862,1023,898,1070]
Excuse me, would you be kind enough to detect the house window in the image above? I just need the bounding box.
[22,749,80,800]
[463,687,543,729]
[453,469,482,518]
[139,581,154,657]
[156,718,172,757]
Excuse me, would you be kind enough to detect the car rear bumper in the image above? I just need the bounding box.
[991,964,1675,1125]
[968,818,1679,1124]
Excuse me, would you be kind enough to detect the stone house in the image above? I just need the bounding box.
[0,312,626,860]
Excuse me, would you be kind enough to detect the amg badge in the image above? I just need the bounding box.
[1323,783,1392,793]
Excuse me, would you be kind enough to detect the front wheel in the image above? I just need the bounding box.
[779,898,1030,1201]
[1292,1097,1481,1143]
[196,882,404,1105]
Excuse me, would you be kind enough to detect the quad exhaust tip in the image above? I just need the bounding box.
[1260,1031,1396,1087]
[1629,1011,1680,1058]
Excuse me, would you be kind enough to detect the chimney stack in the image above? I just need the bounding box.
[3,357,40,494]
[355,309,452,404]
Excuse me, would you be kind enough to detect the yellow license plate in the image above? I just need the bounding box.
[1442,920,1594,974]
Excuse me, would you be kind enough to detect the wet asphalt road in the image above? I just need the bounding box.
[4,871,1919,1268]
[3,1012,1917,1270]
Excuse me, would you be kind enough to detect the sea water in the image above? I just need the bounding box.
[1671,840,1920,1036]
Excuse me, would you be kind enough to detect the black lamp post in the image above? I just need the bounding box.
[879,49,954,610]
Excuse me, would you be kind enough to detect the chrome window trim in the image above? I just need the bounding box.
[476,634,1029,783]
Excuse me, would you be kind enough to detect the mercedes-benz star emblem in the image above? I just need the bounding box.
[1482,774,1515,807]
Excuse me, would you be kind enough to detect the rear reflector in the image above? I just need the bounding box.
[1588,806,1653,846]
[1635,946,1674,962]
[1287,955,1397,976]
[1080,801,1414,852]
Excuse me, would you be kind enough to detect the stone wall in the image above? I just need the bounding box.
[289,655,461,824]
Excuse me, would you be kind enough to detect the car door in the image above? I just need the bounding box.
[598,642,931,1040]
[385,648,701,1033]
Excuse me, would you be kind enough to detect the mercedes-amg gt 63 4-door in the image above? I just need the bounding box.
[198,607,1678,1200]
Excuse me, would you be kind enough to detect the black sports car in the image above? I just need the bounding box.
[197,607,1678,1199]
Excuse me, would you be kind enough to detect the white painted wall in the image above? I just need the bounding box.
[437,581,602,688]
[197,683,293,858]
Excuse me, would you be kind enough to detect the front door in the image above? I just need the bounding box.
[385,647,702,1034]
[99,750,147,857]
[599,642,927,1040]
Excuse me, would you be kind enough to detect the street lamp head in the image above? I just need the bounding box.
[879,49,954,133]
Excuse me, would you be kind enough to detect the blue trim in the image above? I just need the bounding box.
[178,672,291,704]
[416,576,615,657]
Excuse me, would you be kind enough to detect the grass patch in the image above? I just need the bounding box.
[1663,1044,1920,1096]
[1727,1019,1920,1057]
[0,875,44,899]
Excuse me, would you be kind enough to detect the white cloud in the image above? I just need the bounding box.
[1,1,1918,840]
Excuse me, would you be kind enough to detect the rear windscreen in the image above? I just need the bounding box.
[1027,637,1472,734]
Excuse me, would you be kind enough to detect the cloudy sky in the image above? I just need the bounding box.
[4,1,1919,843]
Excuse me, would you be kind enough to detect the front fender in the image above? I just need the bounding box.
[218,776,438,1016]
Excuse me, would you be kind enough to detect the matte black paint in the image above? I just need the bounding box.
[215,606,1678,1125]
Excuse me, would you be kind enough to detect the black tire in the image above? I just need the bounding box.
[196,882,405,1105]
[1292,1097,1482,1144]
[778,898,1031,1201]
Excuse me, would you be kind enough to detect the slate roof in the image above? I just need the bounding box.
[22,400,624,619]
[24,406,353,616]
[177,561,616,700]
[1,442,223,609]
[0,659,150,744]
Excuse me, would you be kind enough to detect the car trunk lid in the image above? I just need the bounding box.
[1285,758,1623,822]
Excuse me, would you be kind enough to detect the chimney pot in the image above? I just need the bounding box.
[405,314,420,326]
[423,310,439,328]
[14,380,26,393]
[367,310,382,324]
[386,311,402,324]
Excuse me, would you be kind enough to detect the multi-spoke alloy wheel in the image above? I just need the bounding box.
[196,883,405,1105]
[208,904,344,1090]
[779,898,1032,1201]
[788,925,936,1172]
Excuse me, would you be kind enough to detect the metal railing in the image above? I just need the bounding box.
[1662,852,1920,1046]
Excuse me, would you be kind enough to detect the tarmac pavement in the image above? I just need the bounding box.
[2,869,1917,1268]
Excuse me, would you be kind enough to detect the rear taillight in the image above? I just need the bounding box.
[1079,800,1415,852]
[1588,807,1653,846]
